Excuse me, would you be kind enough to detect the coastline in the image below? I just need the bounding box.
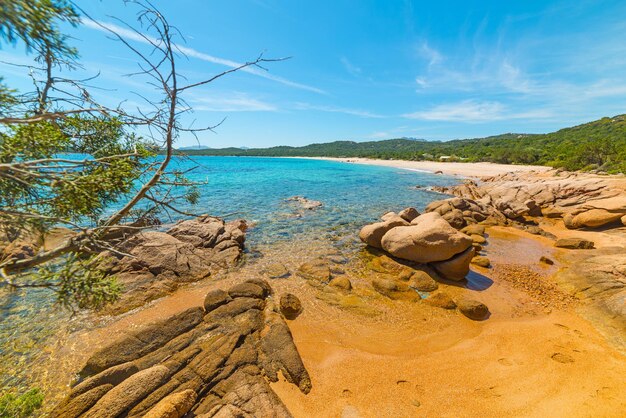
[17,161,626,417]
[289,156,552,178]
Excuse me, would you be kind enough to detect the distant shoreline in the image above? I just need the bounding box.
[286,156,551,178]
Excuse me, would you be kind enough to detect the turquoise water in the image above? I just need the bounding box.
[0,156,458,392]
[166,156,458,247]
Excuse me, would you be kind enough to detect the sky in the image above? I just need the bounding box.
[2,0,626,148]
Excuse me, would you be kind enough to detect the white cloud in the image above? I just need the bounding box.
[418,42,443,68]
[82,20,326,95]
[190,93,277,112]
[340,57,362,77]
[294,102,385,118]
[402,100,555,122]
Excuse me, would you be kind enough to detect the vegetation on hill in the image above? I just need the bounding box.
[183,115,626,173]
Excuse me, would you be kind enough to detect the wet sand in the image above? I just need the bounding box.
[39,224,626,417]
[298,157,551,178]
[271,226,626,417]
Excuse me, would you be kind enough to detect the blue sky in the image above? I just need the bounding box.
[2,0,626,147]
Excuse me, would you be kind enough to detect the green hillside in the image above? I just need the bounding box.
[182,115,626,173]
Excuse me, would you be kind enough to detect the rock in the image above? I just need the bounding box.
[442,209,466,229]
[622,214,626,226]
[424,292,456,309]
[101,215,246,314]
[228,282,266,299]
[371,278,417,300]
[81,307,204,376]
[569,209,624,229]
[286,196,322,210]
[297,260,331,284]
[203,289,231,312]
[398,207,420,222]
[457,298,489,320]
[461,224,485,236]
[81,365,171,418]
[540,256,554,265]
[263,263,290,279]
[368,254,409,275]
[359,216,409,249]
[372,278,401,293]
[329,277,352,291]
[541,206,564,218]
[280,293,303,320]
[408,271,438,292]
[52,385,114,418]
[471,234,486,244]
[495,196,529,219]
[432,247,475,281]
[471,256,491,268]
[69,362,139,398]
[144,389,196,418]
[56,281,311,418]
[554,238,595,249]
[380,212,473,263]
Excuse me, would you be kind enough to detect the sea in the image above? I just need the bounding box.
[0,156,459,394]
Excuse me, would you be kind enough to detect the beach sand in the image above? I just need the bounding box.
[41,222,626,417]
[301,157,552,177]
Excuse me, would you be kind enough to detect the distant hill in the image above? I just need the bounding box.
[182,115,626,173]
[177,145,212,150]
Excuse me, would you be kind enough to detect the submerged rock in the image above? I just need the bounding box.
[52,279,311,418]
[424,292,456,310]
[285,196,323,210]
[280,293,303,320]
[554,238,595,249]
[297,260,331,284]
[408,271,438,292]
[329,276,352,291]
[263,263,291,279]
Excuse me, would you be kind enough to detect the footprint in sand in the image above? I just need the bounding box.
[551,352,575,363]
[396,380,411,388]
[498,358,513,366]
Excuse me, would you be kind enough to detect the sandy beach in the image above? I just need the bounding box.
[301,157,552,177]
[33,165,626,417]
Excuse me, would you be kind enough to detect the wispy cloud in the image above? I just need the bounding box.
[294,102,385,118]
[340,57,362,77]
[417,42,443,68]
[82,20,326,95]
[189,93,277,112]
[403,100,554,122]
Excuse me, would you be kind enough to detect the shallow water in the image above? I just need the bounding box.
[0,156,458,396]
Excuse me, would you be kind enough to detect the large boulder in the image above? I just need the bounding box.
[359,216,409,248]
[568,209,624,229]
[432,247,475,281]
[380,212,473,263]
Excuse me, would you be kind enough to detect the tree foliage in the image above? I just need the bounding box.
[185,115,626,174]
[0,0,283,310]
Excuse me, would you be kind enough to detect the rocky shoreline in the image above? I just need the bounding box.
[5,170,626,417]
